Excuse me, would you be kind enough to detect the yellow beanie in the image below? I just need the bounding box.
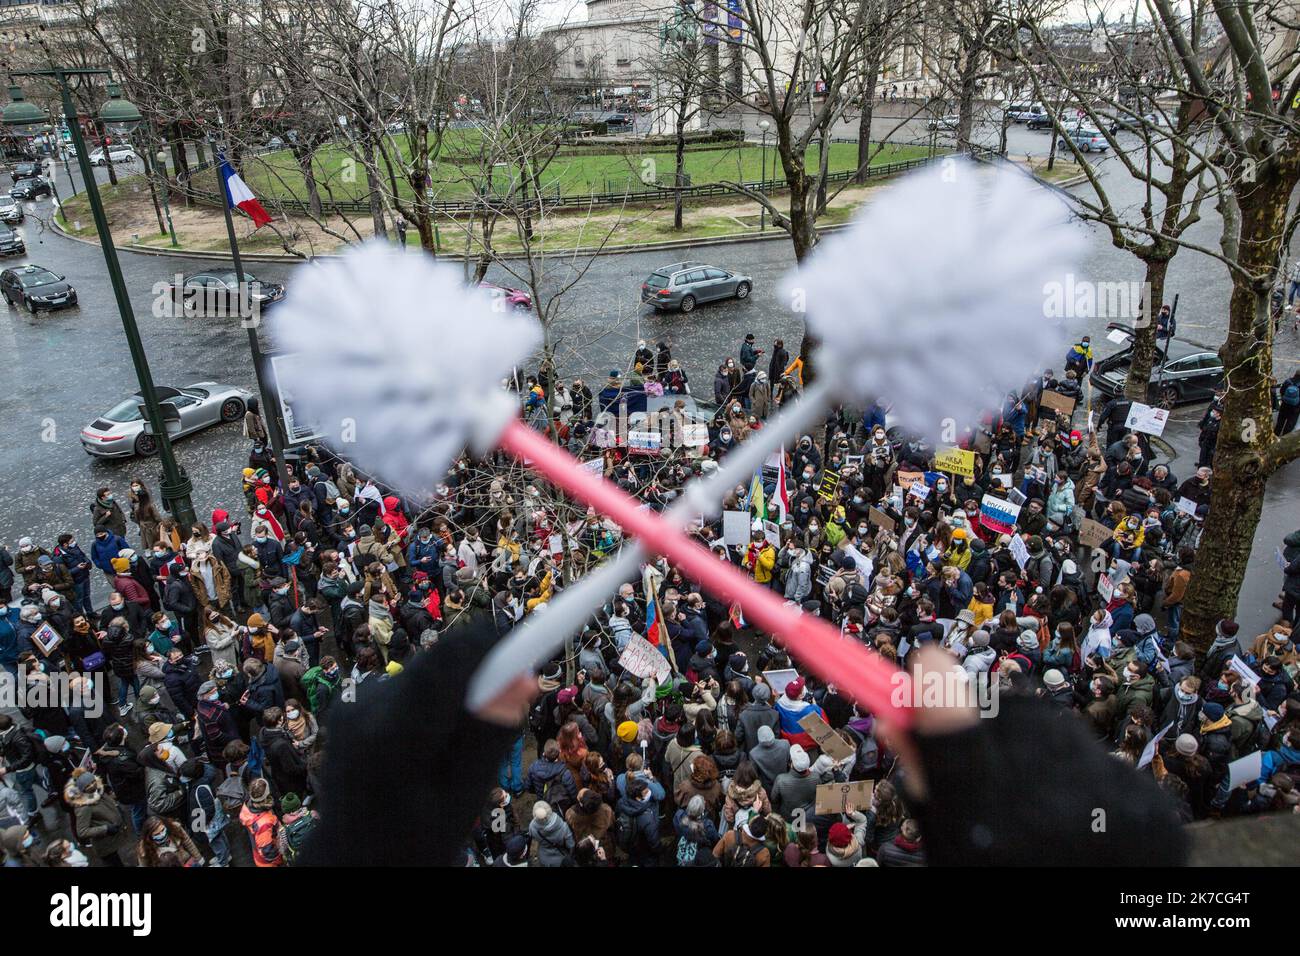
[385,660,404,676]
[110,557,129,573]
[617,720,639,743]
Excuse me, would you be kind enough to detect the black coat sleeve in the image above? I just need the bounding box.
[907,694,1186,866]
[298,618,519,866]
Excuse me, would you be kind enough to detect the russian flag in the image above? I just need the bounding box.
[218,153,273,228]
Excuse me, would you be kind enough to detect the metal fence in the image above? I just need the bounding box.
[175,138,997,218]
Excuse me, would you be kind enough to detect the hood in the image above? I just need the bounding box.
[63,778,104,808]
[616,795,656,818]
[1285,530,1300,548]
[531,759,567,783]
[533,811,569,839]
[1,825,27,854]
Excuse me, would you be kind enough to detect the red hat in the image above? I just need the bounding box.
[828,822,852,848]
[1069,430,1082,442]
[557,686,579,705]
[413,571,429,584]
[785,677,805,700]
[211,508,229,526]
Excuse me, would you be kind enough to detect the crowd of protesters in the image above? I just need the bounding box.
[1,328,1298,868]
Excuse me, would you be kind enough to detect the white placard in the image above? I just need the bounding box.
[1228,654,1261,687]
[579,457,604,474]
[1009,535,1030,569]
[1124,401,1169,436]
[684,423,710,447]
[762,668,800,698]
[842,544,874,581]
[1138,721,1174,769]
[617,634,671,683]
[628,429,661,451]
[909,482,930,500]
[1107,327,1129,344]
[992,473,1012,488]
[722,510,750,546]
[1175,497,1198,516]
[763,519,781,548]
[1228,751,1263,790]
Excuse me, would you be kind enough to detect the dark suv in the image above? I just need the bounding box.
[0,224,25,257]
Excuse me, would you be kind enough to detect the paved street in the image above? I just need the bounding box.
[1,122,1296,634]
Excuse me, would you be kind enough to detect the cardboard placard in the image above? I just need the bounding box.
[933,446,975,477]
[1124,401,1169,436]
[617,634,671,683]
[29,622,62,656]
[1078,518,1113,550]
[896,470,925,490]
[1039,390,1077,417]
[867,506,896,533]
[798,713,856,762]
[722,510,750,546]
[815,779,875,816]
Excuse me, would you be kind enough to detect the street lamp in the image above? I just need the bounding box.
[757,118,770,232]
[4,72,197,531]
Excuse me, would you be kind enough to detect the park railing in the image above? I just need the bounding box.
[175,139,1002,218]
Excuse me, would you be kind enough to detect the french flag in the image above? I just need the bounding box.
[218,153,272,228]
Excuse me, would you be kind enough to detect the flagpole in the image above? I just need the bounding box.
[216,147,291,489]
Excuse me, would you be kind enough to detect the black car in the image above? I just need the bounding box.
[163,269,285,316]
[1027,114,1053,130]
[0,224,25,257]
[9,177,51,200]
[0,198,24,224]
[1,264,77,312]
[1089,323,1224,407]
[10,162,40,182]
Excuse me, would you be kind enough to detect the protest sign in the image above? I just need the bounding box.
[1228,751,1263,790]
[628,430,662,452]
[1228,655,1261,687]
[722,510,750,546]
[1098,572,1115,603]
[933,446,975,477]
[979,495,1021,536]
[617,634,671,683]
[762,669,800,698]
[683,423,710,447]
[867,507,896,533]
[818,471,840,501]
[798,713,856,762]
[991,472,1012,488]
[1175,497,1198,517]
[763,519,781,549]
[1124,401,1169,436]
[1078,518,1112,550]
[896,470,924,490]
[1038,390,1077,417]
[1009,534,1030,570]
[843,544,874,581]
[909,481,931,500]
[579,457,604,475]
[1107,327,1129,344]
[30,622,61,656]
[1138,722,1174,770]
[815,780,875,815]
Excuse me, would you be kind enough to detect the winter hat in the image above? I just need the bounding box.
[69,769,96,794]
[1018,630,1039,650]
[1061,559,1078,575]
[247,612,268,629]
[812,754,836,777]
[956,609,977,626]
[1134,614,1158,637]
[43,735,66,754]
[727,652,749,674]
[139,685,159,704]
[148,722,172,745]
[828,822,853,848]
[214,521,230,534]
[40,588,58,605]
[972,630,991,647]
[1217,620,1239,638]
[752,683,771,702]
[694,639,713,656]
[1175,734,1199,757]
[118,548,136,561]
[617,721,639,743]
[756,725,776,744]
[785,677,806,700]
[37,555,53,566]
[198,681,217,698]
[1043,669,1067,689]
[505,834,529,863]
[556,686,579,705]
[455,566,477,584]
[280,792,302,814]
[110,557,130,573]
[18,536,32,548]
[1027,535,1045,554]
[1201,702,1226,722]
[790,744,810,772]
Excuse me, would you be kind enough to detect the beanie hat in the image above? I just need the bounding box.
[43,735,66,754]
[828,822,853,848]
[812,754,836,777]
[1028,535,1044,554]
[727,652,749,674]
[139,684,159,704]
[505,834,529,862]
[1043,669,1067,689]
[1062,559,1078,575]
[972,630,991,648]
[1175,734,1199,757]
[280,792,302,814]
[1018,630,1039,650]
[148,722,172,745]
[37,555,53,566]
[1201,702,1226,721]
[455,566,477,584]
[1217,619,1239,638]
[789,744,810,772]
[752,683,771,702]
[694,639,713,656]
[617,721,639,743]
[756,725,775,744]
[110,557,130,573]
[556,686,579,705]
[198,680,217,697]
[69,768,96,794]
[785,677,806,700]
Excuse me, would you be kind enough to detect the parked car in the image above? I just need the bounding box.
[1058,126,1109,152]
[926,115,959,131]
[0,224,25,257]
[9,161,40,182]
[641,261,752,314]
[162,269,286,315]
[0,197,24,224]
[1027,113,1055,130]
[478,282,532,311]
[10,177,52,200]
[1006,103,1045,123]
[1100,111,1167,135]
[88,146,139,166]
[0,264,75,311]
[81,383,253,458]
[1089,323,1224,407]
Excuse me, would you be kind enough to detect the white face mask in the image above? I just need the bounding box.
[66,847,89,867]
[286,710,300,720]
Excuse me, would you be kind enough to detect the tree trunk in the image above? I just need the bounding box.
[1124,257,1168,401]
[956,56,979,154]
[1181,159,1300,653]
[293,143,324,218]
[788,174,820,383]
[855,69,879,184]
[365,139,386,239]
[674,110,687,231]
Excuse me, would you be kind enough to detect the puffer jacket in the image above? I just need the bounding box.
[64,780,133,862]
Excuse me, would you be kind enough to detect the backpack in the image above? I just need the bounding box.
[725,838,761,867]
[1283,383,1300,407]
[216,772,247,813]
[675,835,699,866]
[249,811,282,866]
[300,666,331,713]
[281,812,317,861]
[614,811,638,853]
[246,736,267,780]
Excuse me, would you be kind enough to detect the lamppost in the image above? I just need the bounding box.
[4,72,197,530]
[757,118,770,232]
[148,147,178,246]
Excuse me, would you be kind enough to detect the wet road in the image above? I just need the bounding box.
[0,122,1296,635]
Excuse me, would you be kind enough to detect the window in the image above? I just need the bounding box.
[1164,357,1197,374]
[684,270,707,283]
[704,268,728,279]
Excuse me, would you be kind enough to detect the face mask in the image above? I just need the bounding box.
[808,524,819,532]
[153,550,165,559]
[65,847,89,867]
[151,831,168,844]
[936,482,948,493]
[20,545,32,553]
[103,495,114,503]
[66,540,76,549]
[220,669,234,679]
[338,506,350,515]
[857,526,869,536]
[904,518,916,528]
[419,534,431,543]
[254,536,267,543]
[22,833,34,848]
[286,710,300,720]
[1126,671,1139,683]
[110,602,123,611]
[159,621,171,631]
[325,668,339,679]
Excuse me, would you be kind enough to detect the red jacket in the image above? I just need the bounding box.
[113,574,152,607]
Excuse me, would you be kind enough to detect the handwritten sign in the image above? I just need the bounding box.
[1078,517,1112,550]
[1228,655,1261,687]
[1009,534,1030,569]
[1125,401,1169,436]
[1039,390,1077,417]
[818,471,840,501]
[1175,497,1198,517]
[798,713,856,762]
[761,668,800,698]
[722,510,750,546]
[814,779,875,815]
[896,470,925,490]
[933,446,975,477]
[617,634,671,683]
[867,506,896,533]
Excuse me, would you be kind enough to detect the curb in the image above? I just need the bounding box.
[52,168,1079,264]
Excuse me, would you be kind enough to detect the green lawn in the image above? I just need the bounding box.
[243,140,930,206]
